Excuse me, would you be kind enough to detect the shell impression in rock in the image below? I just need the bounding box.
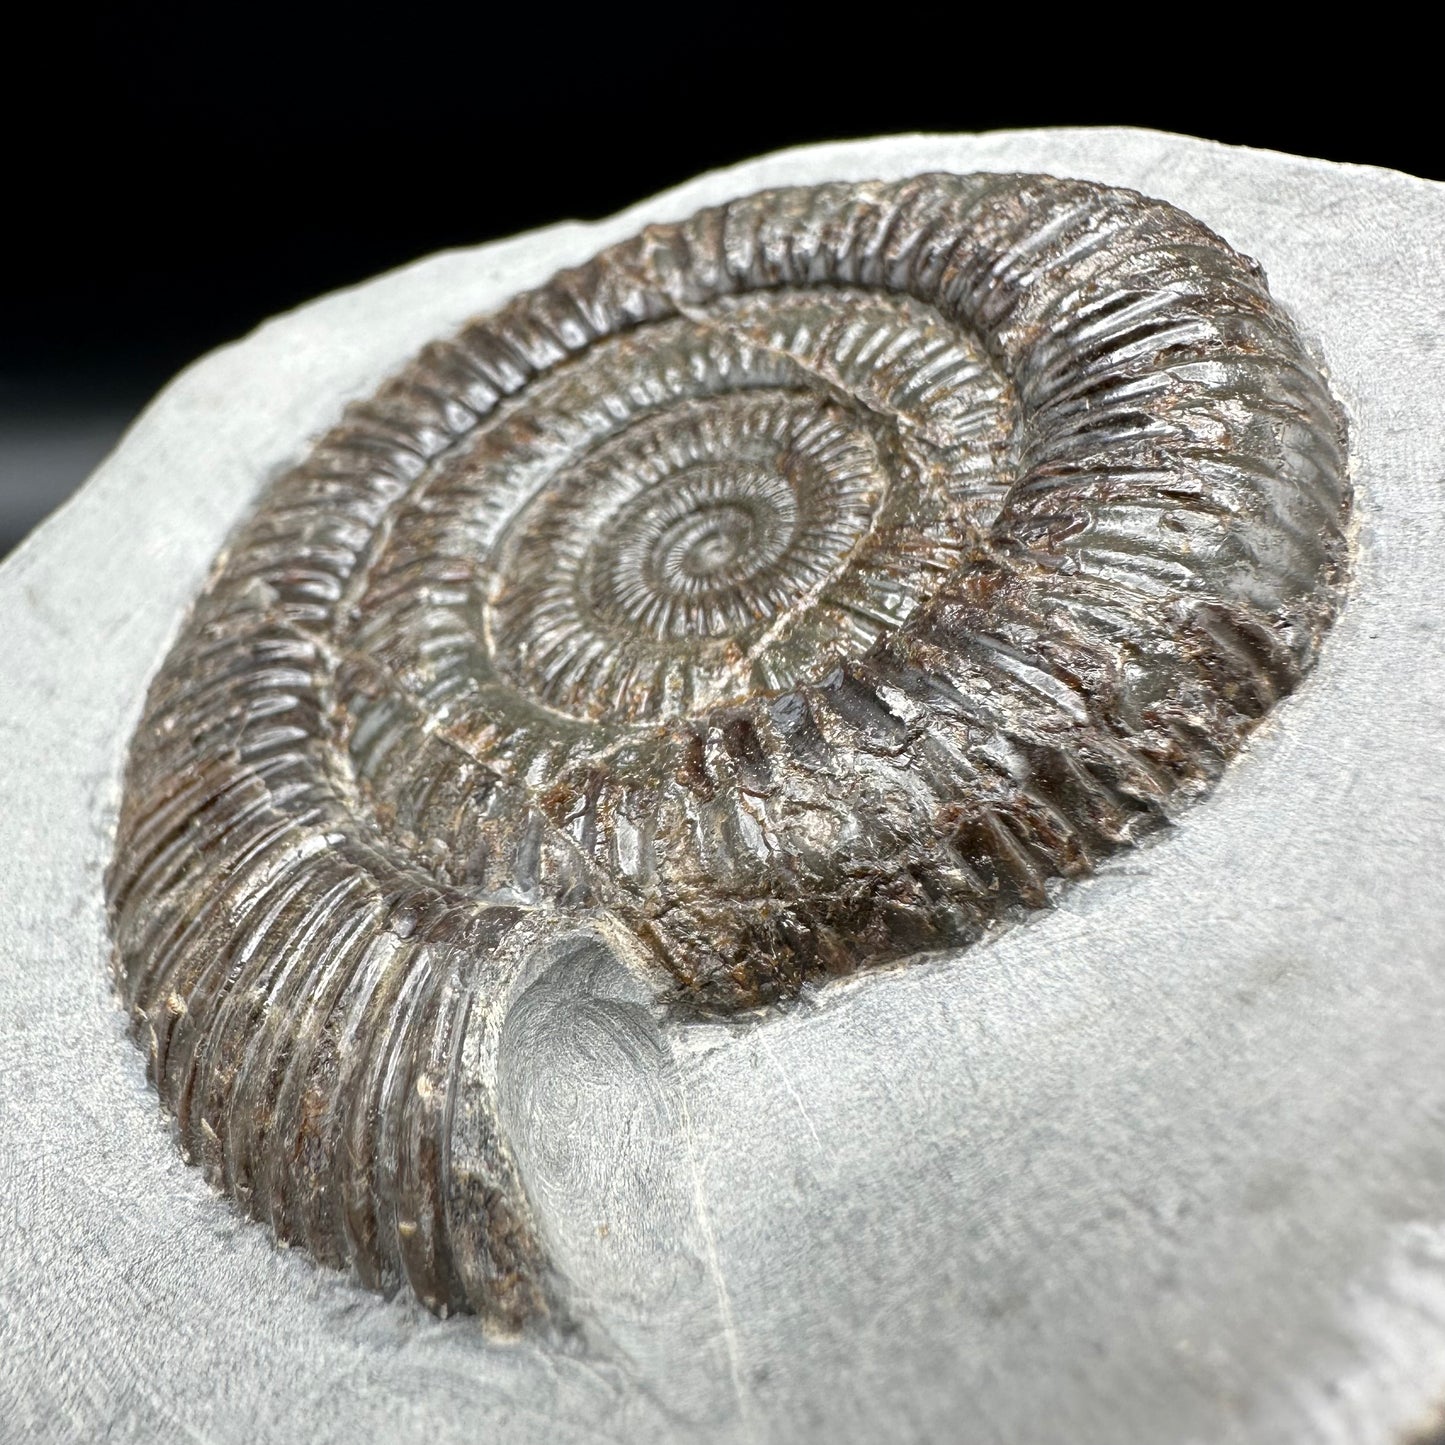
[106,174,1351,1327]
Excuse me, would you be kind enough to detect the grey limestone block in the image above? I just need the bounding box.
[2,128,1443,1445]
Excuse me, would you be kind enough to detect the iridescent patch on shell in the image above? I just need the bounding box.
[107,174,1351,1326]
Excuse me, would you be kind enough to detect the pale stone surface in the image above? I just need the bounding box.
[2,129,1443,1444]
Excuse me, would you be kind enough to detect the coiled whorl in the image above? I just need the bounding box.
[106,173,1351,1326]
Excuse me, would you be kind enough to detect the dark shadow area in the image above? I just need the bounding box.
[1,9,1435,554]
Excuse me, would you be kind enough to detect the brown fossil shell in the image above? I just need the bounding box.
[106,173,1351,1327]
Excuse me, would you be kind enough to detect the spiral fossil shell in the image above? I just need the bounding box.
[106,173,1351,1327]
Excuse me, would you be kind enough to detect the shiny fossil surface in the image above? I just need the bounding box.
[105,172,1350,1326]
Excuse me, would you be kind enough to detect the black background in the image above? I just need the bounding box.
[1,8,1434,552]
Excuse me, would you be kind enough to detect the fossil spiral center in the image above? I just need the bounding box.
[595,464,800,629]
[625,473,788,596]
[484,382,918,723]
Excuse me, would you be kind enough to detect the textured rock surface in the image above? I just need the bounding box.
[2,130,1444,1444]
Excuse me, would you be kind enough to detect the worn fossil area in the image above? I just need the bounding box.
[106,173,1350,1328]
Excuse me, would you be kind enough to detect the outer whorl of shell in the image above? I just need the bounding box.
[106,174,1351,1327]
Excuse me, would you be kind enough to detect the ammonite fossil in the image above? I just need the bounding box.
[106,173,1351,1329]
